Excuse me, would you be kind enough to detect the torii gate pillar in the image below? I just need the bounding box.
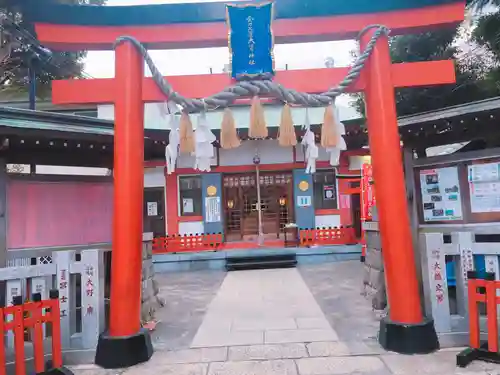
[361,31,438,353]
[94,41,153,368]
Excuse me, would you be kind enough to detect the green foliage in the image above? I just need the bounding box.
[0,0,105,100]
[351,1,500,117]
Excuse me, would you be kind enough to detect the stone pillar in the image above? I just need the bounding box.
[0,159,6,307]
[141,232,165,323]
[362,207,387,314]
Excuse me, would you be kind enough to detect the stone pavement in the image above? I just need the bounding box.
[69,263,500,375]
[191,268,338,348]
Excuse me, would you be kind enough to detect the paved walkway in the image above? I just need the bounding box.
[191,269,338,348]
[69,262,500,375]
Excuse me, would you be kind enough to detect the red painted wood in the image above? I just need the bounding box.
[315,209,342,216]
[52,61,456,105]
[7,180,112,249]
[165,171,179,235]
[34,2,465,50]
[109,41,145,337]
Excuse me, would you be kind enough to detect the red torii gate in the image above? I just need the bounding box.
[29,0,465,368]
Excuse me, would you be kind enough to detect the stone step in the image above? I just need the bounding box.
[225,254,297,271]
[68,354,388,375]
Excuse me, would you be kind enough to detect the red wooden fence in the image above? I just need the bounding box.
[152,227,357,253]
[457,271,500,367]
[152,233,224,254]
[0,290,64,375]
[299,227,357,247]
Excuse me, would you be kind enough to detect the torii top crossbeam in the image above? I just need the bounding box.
[25,0,464,50]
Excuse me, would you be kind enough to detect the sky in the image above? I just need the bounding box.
[83,0,358,106]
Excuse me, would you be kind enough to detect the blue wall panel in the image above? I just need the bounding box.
[293,169,315,229]
[201,173,224,234]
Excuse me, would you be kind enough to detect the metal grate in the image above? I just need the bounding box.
[38,256,53,264]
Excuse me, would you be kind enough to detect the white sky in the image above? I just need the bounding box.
[83,0,358,106]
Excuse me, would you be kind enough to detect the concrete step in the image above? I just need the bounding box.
[225,254,297,271]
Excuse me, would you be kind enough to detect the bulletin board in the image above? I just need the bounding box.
[415,156,500,225]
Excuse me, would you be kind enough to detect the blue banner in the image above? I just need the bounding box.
[226,2,275,80]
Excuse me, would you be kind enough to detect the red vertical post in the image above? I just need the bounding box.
[0,308,5,375]
[12,300,25,375]
[486,278,498,352]
[360,30,423,325]
[31,298,45,373]
[467,279,480,349]
[49,294,63,369]
[360,29,438,354]
[109,40,145,337]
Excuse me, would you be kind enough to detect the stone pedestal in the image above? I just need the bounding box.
[362,221,387,314]
[141,233,165,323]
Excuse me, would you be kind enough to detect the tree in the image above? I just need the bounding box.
[0,0,106,100]
[351,2,500,117]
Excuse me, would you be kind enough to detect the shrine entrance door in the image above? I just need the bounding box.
[223,172,294,242]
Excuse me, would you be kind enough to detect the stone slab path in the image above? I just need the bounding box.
[67,263,500,375]
[191,268,338,348]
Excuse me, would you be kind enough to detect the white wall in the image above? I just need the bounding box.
[179,221,204,235]
[177,152,218,169]
[219,139,293,166]
[315,215,341,228]
[144,166,165,188]
[295,145,334,163]
[97,102,360,130]
[348,155,371,171]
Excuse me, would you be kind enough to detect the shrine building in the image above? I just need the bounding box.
[103,103,369,246]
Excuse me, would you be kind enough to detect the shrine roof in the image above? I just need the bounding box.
[0,107,166,167]
[0,107,114,135]
[22,0,460,26]
[399,96,500,151]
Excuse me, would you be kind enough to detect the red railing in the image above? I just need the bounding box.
[152,233,224,254]
[152,227,357,253]
[299,226,357,247]
[457,271,500,367]
[1,290,64,375]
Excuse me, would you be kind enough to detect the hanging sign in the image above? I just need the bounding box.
[226,1,275,80]
[361,164,375,221]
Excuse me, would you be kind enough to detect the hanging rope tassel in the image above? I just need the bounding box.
[278,103,297,147]
[179,111,195,154]
[320,104,339,148]
[220,108,241,149]
[249,96,268,139]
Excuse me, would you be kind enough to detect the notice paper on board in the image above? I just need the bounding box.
[469,162,500,213]
[419,167,462,222]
